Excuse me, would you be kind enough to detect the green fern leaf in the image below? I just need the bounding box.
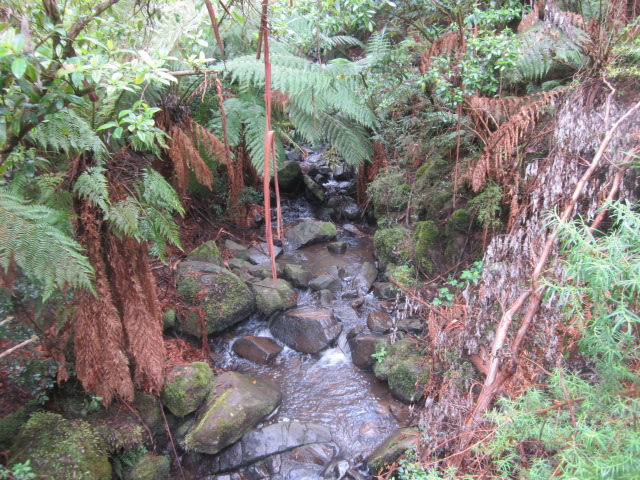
[73,167,111,215]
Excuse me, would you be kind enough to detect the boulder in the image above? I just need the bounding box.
[227,258,252,271]
[373,338,430,403]
[286,220,337,250]
[277,160,303,192]
[309,274,341,292]
[224,239,250,261]
[87,407,145,453]
[185,372,281,455]
[233,336,282,365]
[373,228,413,269]
[248,243,283,265]
[332,305,359,323]
[247,261,285,280]
[373,282,395,299]
[10,412,111,480]
[303,175,324,202]
[176,261,256,336]
[319,290,336,307]
[367,310,394,333]
[162,362,215,417]
[123,454,171,480]
[348,333,385,370]
[0,408,30,450]
[216,421,332,472]
[366,428,420,474]
[327,241,347,254]
[187,240,223,265]
[134,393,164,436]
[271,307,342,354]
[341,197,361,221]
[251,279,297,315]
[353,261,378,294]
[397,318,423,334]
[282,263,313,288]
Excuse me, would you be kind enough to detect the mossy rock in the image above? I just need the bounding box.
[123,454,171,480]
[413,220,448,275]
[277,160,303,192]
[133,393,164,437]
[176,261,256,337]
[87,407,145,453]
[185,372,282,455]
[373,337,429,403]
[447,209,470,232]
[0,408,31,450]
[187,240,223,265]
[373,228,413,269]
[366,428,420,474]
[162,309,176,330]
[9,412,111,480]
[251,278,297,315]
[162,362,215,417]
[285,220,337,250]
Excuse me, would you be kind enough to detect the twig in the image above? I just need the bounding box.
[557,361,577,429]
[0,316,14,328]
[160,399,186,480]
[0,335,38,360]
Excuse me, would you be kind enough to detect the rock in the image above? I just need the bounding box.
[342,224,361,235]
[233,336,283,365]
[373,338,429,403]
[322,459,350,480]
[176,261,256,337]
[247,262,285,280]
[277,160,303,192]
[327,242,347,254]
[348,333,385,370]
[271,307,342,354]
[367,311,394,333]
[251,279,297,315]
[283,264,313,288]
[350,296,365,308]
[373,282,395,299]
[162,309,176,330]
[225,239,250,261]
[332,164,352,181]
[353,261,378,294]
[303,175,324,202]
[286,220,337,250]
[373,228,413,269]
[134,393,164,436]
[162,362,215,417]
[10,412,111,480]
[341,197,361,221]
[227,258,252,271]
[187,240,223,265]
[185,372,281,455]
[309,274,342,292]
[0,408,31,450]
[216,421,332,472]
[123,454,171,480]
[366,428,420,474]
[248,243,283,265]
[397,318,423,334]
[319,290,336,307]
[286,150,303,162]
[87,407,145,453]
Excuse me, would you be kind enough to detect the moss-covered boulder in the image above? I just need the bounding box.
[87,407,145,453]
[303,174,324,202]
[176,261,256,337]
[225,239,250,261]
[133,393,164,436]
[373,338,430,403]
[286,220,337,250]
[282,263,313,288]
[413,220,447,275]
[251,278,297,315]
[162,362,215,417]
[9,412,111,480]
[373,228,413,269]
[123,454,171,480]
[162,309,176,330]
[0,408,31,450]
[187,240,223,265]
[366,428,420,474]
[277,160,303,192]
[185,372,281,455]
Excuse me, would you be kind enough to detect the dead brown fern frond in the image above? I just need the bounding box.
[420,31,461,74]
[518,4,541,32]
[471,89,565,191]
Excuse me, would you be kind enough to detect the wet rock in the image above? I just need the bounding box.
[187,240,223,265]
[10,412,111,480]
[87,407,145,453]
[185,372,281,455]
[123,454,170,480]
[333,305,359,323]
[286,220,337,250]
[373,338,429,403]
[162,362,215,417]
[373,282,395,299]
[397,318,423,334]
[271,307,342,354]
[373,228,413,269]
[349,333,385,370]
[341,197,361,221]
[332,164,352,181]
[366,428,420,474]
[251,279,297,315]
[277,160,303,192]
[350,296,365,308]
[233,336,283,365]
[227,258,252,271]
[327,241,348,254]
[346,325,365,339]
[319,289,336,307]
[134,393,164,436]
[367,311,394,333]
[247,261,285,279]
[248,244,282,265]
[176,261,255,336]
[277,443,338,479]
[217,421,332,472]
[303,175,325,202]
[342,224,361,235]
[322,459,350,479]
[353,261,378,294]
[309,274,342,292]
[283,263,313,288]
[224,239,250,261]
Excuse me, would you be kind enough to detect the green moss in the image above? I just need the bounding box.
[448,209,470,232]
[414,220,448,275]
[162,309,176,329]
[373,228,413,268]
[320,221,338,237]
[184,389,232,450]
[162,362,214,417]
[10,412,111,480]
[133,393,164,436]
[373,338,429,403]
[124,454,170,480]
[88,408,144,453]
[187,241,222,265]
[177,276,200,301]
[0,408,31,450]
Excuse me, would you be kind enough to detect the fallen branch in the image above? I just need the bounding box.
[0,335,38,360]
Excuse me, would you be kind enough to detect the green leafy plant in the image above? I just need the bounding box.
[372,345,388,363]
[0,460,37,480]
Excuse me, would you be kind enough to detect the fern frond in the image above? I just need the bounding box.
[420,31,461,74]
[73,167,111,215]
[0,189,95,297]
[365,31,391,68]
[109,198,142,240]
[141,168,185,216]
[322,34,365,49]
[319,113,373,165]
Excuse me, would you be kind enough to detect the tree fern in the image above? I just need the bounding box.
[141,168,185,216]
[364,30,391,68]
[73,167,111,215]
[108,198,142,239]
[0,188,95,298]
